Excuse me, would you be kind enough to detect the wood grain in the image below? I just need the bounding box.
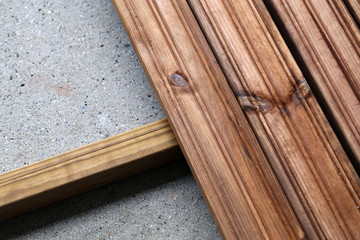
[113,1,304,239]
[188,0,360,238]
[343,0,360,26]
[264,0,360,168]
[0,119,180,221]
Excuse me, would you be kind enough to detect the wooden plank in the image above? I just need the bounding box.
[264,0,360,167]
[343,0,360,26]
[188,0,360,238]
[113,1,304,239]
[0,119,181,221]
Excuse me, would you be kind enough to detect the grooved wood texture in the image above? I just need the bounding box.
[188,0,360,238]
[113,0,304,239]
[344,0,360,26]
[0,119,180,221]
[265,0,360,167]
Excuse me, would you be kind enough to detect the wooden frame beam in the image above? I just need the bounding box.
[0,119,181,221]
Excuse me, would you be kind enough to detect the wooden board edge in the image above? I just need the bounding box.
[0,119,182,221]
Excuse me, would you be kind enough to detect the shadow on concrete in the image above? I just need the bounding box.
[0,159,191,239]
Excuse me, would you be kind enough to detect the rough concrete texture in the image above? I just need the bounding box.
[0,0,221,239]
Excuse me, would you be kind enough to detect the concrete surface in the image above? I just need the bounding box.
[0,0,221,239]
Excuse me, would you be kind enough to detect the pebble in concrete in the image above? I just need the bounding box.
[0,0,221,239]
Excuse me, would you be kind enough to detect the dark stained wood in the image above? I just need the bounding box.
[0,119,180,221]
[188,0,360,238]
[113,0,304,239]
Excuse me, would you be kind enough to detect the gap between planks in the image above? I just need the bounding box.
[264,0,360,170]
[113,0,305,239]
[113,0,360,238]
[0,119,181,221]
[188,0,360,238]
[343,0,360,26]
[1,1,359,239]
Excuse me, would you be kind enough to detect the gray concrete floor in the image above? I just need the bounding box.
[0,1,221,239]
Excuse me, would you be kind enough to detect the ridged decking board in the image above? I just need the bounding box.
[113,0,304,239]
[344,0,360,26]
[188,0,360,238]
[0,119,180,221]
[265,0,360,168]
[1,0,359,238]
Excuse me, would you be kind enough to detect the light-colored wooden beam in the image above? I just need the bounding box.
[188,0,360,238]
[0,119,181,221]
[113,1,304,239]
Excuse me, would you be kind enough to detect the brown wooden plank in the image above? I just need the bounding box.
[343,0,360,26]
[264,0,360,167]
[0,119,181,221]
[188,0,360,238]
[113,1,304,239]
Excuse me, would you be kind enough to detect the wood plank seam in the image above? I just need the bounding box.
[188,0,360,238]
[264,0,360,168]
[113,0,304,239]
[343,0,360,27]
[2,1,359,239]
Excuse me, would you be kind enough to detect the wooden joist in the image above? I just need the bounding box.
[264,0,360,167]
[113,0,305,239]
[188,0,360,238]
[0,119,180,221]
